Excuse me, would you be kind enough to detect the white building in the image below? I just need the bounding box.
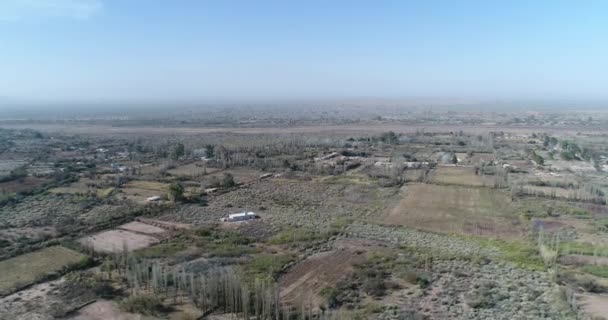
[221,212,257,222]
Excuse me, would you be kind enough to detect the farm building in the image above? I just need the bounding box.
[221,212,257,222]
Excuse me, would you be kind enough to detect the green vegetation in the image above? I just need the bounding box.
[268,226,329,245]
[582,265,608,278]
[120,294,168,316]
[0,246,89,295]
[245,253,294,280]
[193,227,257,257]
[134,242,188,259]
[168,181,184,202]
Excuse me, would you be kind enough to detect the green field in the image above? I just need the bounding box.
[0,246,87,295]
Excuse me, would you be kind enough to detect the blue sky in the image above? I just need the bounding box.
[1,0,608,102]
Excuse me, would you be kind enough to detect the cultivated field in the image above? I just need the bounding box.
[429,166,495,187]
[0,246,86,296]
[385,184,521,239]
[121,180,169,202]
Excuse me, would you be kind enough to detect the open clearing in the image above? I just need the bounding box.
[202,168,265,184]
[385,183,521,239]
[79,229,161,253]
[578,293,608,319]
[429,166,495,187]
[0,246,86,296]
[67,299,160,320]
[167,161,221,177]
[120,180,169,202]
[117,221,169,235]
[279,240,379,307]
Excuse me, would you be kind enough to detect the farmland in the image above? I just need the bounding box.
[385,184,520,239]
[0,246,87,296]
[1,110,608,319]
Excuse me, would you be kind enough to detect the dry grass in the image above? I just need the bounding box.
[429,166,495,187]
[385,184,522,239]
[167,161,221,177]
[121,180,169,202]
[0,246,86,295]
[79,229,160,253]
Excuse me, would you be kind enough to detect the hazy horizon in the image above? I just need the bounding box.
[1,0,608,103]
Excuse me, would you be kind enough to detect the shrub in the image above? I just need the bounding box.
[120,294,167,315]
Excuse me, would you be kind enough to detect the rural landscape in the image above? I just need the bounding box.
[3,1,608,319]
[1,107,608,319]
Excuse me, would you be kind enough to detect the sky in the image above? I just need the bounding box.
[1,0,608,103]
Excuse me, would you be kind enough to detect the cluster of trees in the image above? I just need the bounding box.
[102,253,351,319]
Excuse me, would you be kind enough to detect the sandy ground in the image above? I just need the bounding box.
[117,221,168,235]
[0,278,68,320]
[279,239,378,308]
[66,299,158,320]
[78,229,159,253]
[578,293,608,319]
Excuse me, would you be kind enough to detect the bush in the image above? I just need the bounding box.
[120,294,167,315]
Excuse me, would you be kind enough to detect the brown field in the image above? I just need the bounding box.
[117,221,169,235]
[385,184,522,239]
[79,229,160,253]
[121,180,169,202]
[67,299,161,320]
[203,168,265,184]
[521,185,596,200]
[0,246,87,296]
[578,293,608,320]
[167,161,222,177]
[429,165,495,187]
[135,217,192,230]
[0,176,48,194]
[279,239,380,308]
[402,168,425,182]
[49,178,114,198]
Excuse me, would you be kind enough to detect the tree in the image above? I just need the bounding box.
[168,182,184,202]
[205,144,215,159]
[451,154,458,164]
[380,131,398,144]
[222,173,236,188]
[170,143,185,160]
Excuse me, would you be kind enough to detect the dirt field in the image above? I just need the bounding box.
[121,180,169,202]
[279,249,366,307]
[79,229,160,253]
[67,299,160,320]
[202,168,264,184]
[521,185,596,200]
[385,184,521,239]
[167,161,222,177]
[0,246,86,296]
[117,221,169,235]
[429,166,495,187]
[578,293,608,319]
[279,239,381,307]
